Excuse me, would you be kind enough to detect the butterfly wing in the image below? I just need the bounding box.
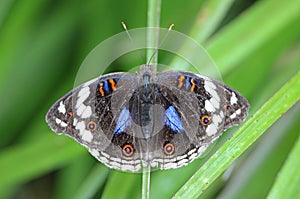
[46,72,150,171]
[46,69,249,172]
[149,70,249,169]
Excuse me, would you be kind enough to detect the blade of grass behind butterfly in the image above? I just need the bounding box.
[170,0,300,77]
[101,172,141,199]
[173,70,300,198]
[267,132,300,199]
[213,43,300,199]
[169,0,235,72]
[53,155,96,199]
[216,102,300,199]
[0,0,81,147]
[143,0,161,198]
[198,46,300,198]
[206,0,300,76]
[0,0,49,78]
[0,134,85,196]
[72,165,110,199]
[0,0,14,27]
[0,1,85,195]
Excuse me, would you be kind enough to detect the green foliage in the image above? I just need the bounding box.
[0,0,299,198]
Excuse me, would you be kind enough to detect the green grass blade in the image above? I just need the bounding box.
[0,0,49,78]
[53,156,96,199]
[267,134,300,199]
[146,0,161,65]
[101,172,141,199]
[217,104,300,199]
[206,0,300,75]
[0,0,14,27]
[170,0,235,70]
[0,1,80,146]
[189,0,235,43]
[73,165,110,199]
[215,44,300,199]
[0,135,85,195]
[174,70,300,199]
[144,1,162,198]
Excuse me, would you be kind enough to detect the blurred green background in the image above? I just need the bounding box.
[0,0,300,198]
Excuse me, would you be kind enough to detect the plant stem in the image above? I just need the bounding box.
[141,1,161,199]
[146,0,161,66]
[142,165,151,199]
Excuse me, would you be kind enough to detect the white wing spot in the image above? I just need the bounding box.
[204,80,220,101]
[230,112,237,119]
[75,121,93,142]
[55,118,67,127]
[230,109,241,119]
[210,97,220,109]
[73,118,78,126]
[76,87,90,108]
[58,101,66,114]
[77,105,85,116]
[212,114,222,125]
[61,122,67,127]
[81,106,92,118]
[76,86,92,118]
[204,80,216,90]
[55,118,62,124]
[205,100,215,112]
[230,92,238,105]
[220,111,224,118]
[206,124,218,136]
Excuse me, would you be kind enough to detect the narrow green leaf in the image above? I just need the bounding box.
[101,172,141,199]
[144,1,162,198]
[189,0,235,42]
[0,0,14,27]
[217,104,300,199]
[207,0,300,75]
[0,1,80,146]
[0,0,50,77]
[146,0,161,65]
[216,44,300,199]
[54,156,96,199]
[170,0,235,70]
[174,70,300,198]
[267,134,300,199]
[0,134,85,195]
[73,165,110,199]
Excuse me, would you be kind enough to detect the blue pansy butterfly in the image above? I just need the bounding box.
[46,64,249,172]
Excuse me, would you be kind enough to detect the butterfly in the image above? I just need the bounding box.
[46,65,249,172]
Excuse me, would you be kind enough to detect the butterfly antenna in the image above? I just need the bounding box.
[146,23,174,66]
[121,22,146,63]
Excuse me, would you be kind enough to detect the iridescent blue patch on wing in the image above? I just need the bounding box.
[165,106,185,133]
[114,107,131,134]
[184,76,191,90]
[103,80,110,93]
